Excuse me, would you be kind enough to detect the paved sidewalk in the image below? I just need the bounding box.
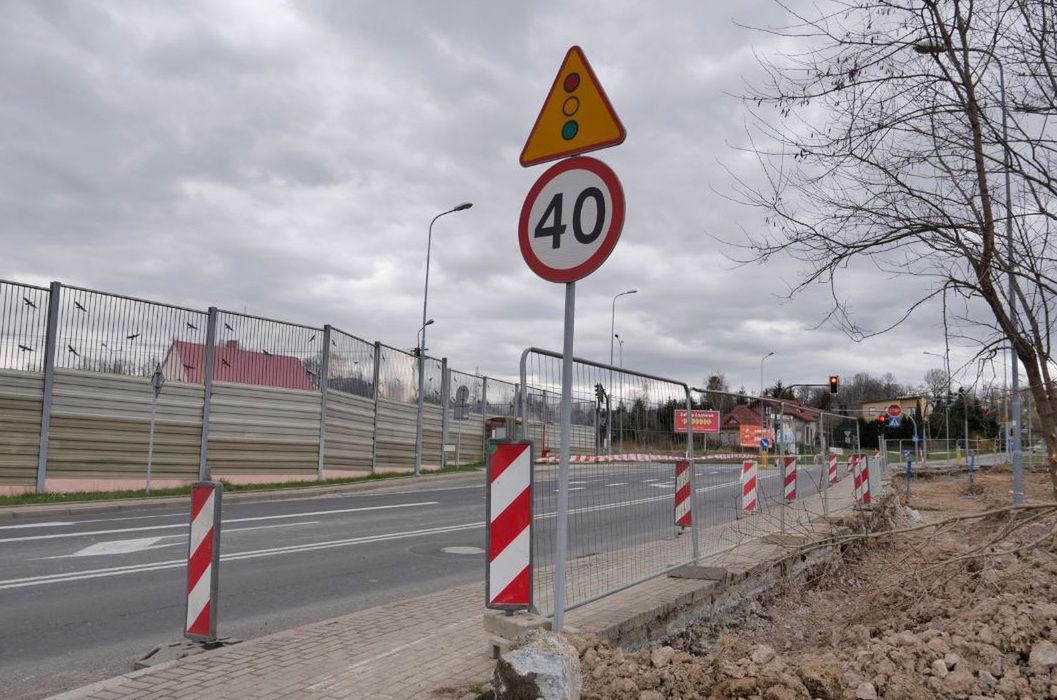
[50,583,493,700]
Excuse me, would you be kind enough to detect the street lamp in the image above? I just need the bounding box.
[417,319,434,355]
[923,350,952,455]
[607,289,637,456]
[614,333,624,367]
[913,40,1022,502]
[760,351,774,397]
[415,202,472,477]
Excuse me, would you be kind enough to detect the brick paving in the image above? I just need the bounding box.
[49,471,862,700]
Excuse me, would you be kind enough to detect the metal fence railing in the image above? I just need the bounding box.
[0,278,520,491]
[520,347,695,616]
[327,327,375,398]
[0,279,50,373]
[57,285,208,380]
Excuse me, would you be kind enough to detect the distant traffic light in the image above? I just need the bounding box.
[829,375,840,395]
[594,383,607,404]
[876,413,888,429]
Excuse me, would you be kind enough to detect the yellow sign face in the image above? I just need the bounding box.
[519,46,626,168]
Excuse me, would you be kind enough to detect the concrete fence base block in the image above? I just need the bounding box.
[494,630,581,700]
[667,565,728,582]
[483,609,552,640]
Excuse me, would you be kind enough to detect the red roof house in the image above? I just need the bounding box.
[162,340,315,390]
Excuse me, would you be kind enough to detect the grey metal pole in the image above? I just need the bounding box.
[415,205,471,477]
[778,400,786,533]
[481,376,488,466]
[607,290,636,457]
[554,282,576,633]
[369,341,382,474]
[996,58,1024,504]
[440,359,450,468]
[316,325,332,481]
[147,365,163,494]
[198,307,218,481]
[35,281,61,493]
[819,411,828,517]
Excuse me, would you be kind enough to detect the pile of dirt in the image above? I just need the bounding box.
[572,470,1057,699]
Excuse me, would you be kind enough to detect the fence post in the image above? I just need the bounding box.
[481,376,489,466]
[685,386,699,561]
[197,307,218,481]
[35,281,61,493]
[440,358,450,468]
[370,341,382,473]
[316,325,332,481]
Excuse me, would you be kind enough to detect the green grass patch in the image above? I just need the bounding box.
[0,462,483,508]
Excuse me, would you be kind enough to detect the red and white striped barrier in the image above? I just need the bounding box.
[535,452,682,464]
[783,456,797,501]
[853,458,872,506]
[827,453,839,485]
[185,481,222,642]
[741,459,758,512]
[487,441,532,609]
[674,460,692,527]
[847,454,860,479]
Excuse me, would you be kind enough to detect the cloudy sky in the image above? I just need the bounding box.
[0,0,983,393]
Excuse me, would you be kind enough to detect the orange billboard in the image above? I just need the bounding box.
[674,409,720,434]
[738,425,773,448]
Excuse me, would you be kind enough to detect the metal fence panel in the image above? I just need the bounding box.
[328,327,375,399]
[213,311,321,390]
[0,369,44,484]
[56,285,208,380]
[0,279,50,373]
[521,348,695,617]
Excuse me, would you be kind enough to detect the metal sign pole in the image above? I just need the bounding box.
[553,281,575,633]
[146,366,164,494]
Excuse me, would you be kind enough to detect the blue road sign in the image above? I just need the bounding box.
[912,434,919,443]
[760,438,771,449]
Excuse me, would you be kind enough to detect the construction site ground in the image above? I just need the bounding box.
[569,467,1057,700]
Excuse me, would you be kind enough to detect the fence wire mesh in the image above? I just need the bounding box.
[521,348,695,616]
[449,370,484,413]
[213,311,321,391]
[376,344,417,402]
[57,285,207,380]
[0,280,50,372]
[327,327,375,398]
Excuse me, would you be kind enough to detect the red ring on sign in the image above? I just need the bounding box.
[518,156,625,284]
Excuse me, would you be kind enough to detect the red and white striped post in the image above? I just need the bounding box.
[782,456,797,501]
[827,452,839,485]
[853,458,872,506]
[486,441,533,610]
[741,459,758,513]
[185,481,222,642]
[674,459,692,528]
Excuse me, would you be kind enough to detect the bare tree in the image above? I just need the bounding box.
[731,0,1057,494]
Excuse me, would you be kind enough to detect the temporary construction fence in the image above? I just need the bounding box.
[0,278,518,492]
[513,356,870,619]
[518,347,696,617]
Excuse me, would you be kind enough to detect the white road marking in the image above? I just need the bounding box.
[0,521,483,590]
[38,521,322,559]
[0,521,76,530]
[0,502,439,544]
[553,488,585,492]
[650,484,674,489]
[606,483,628,487]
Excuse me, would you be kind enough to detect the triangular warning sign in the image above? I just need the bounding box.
[519,46,626,168]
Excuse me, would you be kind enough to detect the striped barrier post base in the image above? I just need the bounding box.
[741,459,758,513]
[185,481,222,642]
[853,458,872,506]
[783,456,797,501]
[486,440,533,610]
[674,460,692,528]
[827,453,838,485]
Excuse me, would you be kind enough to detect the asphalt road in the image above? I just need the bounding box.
[0,460,826,699]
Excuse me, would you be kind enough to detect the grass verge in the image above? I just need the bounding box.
[0,462,484,508]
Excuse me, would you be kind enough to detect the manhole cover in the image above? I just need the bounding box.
[442,546,484,555]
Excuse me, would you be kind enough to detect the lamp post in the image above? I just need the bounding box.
[614,334,624,367]
[615,333,625,453]
[607,289,637,456]
[415,202,472,477]
[923,350,952,457]
[760,351,775,397]
[912,41,1021,500]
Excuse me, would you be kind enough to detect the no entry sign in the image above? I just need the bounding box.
[518,156,625,283]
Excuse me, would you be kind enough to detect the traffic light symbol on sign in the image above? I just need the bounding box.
[519,46,627,167]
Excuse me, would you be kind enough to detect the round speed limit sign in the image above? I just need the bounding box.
[518,156,625,283]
